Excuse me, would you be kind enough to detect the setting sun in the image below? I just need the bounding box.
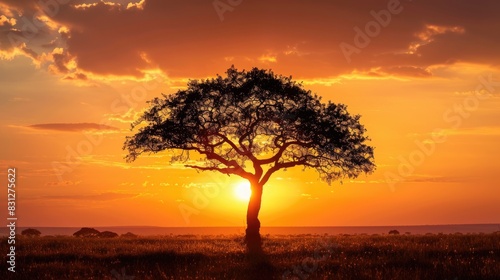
[234,181,251,201]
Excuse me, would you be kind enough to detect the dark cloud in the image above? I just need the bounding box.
[51,49,71,73]
[1,0,500,79]
[63,72,88,80]
[28,122,118,132]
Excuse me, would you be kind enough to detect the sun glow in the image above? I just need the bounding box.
[234,181,251,201]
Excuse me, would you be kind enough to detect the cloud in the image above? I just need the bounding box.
[442,127,500,137]
[27,122,119,132]
[377,66,432,78]
[300,193,319,200]
[1,0,500,80]
[348,179,386,184]
[181,182,218,189]
[75,154,204,170]
[0,14,15,26]
[410,127,500,138]
[126,0,145,10]
[105,108,143,124]
[403,176,463,183]
[42,192,138,201]
[45,180,82,187]
[63,72,88,80]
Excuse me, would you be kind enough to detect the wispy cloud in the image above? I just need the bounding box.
[45,180,82,187]
[42,192,138,201]
[27,123,119,132]
[300,193,319,200]
[78,155,202,170]
[443,127,500,137]
[403,176,463,183]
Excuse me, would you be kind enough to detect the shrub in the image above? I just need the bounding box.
[73,227,100,238]
[388,230,400,235]
[22,228,41,237]
[121,232,138,238]
[98,231,118,238]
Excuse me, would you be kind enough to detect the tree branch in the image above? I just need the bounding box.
[257,140,312,165]
[183,146,240,169]
[215,131,264,178]
[259,159,307,186]
[185,165,254,180]
[215,132,247,157]
[238,118,259,152]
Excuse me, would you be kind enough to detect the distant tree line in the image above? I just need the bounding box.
[20,227,138,238]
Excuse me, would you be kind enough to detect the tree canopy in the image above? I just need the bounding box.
[124,66,375,186]
[73,227,100,238]
[21,228,41,237]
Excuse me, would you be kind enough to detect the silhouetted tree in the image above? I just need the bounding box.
[121,232,138,238]
[124,66,375,249]
[21,228,41,237]
[98,231,119,238]
[73,227,100,238]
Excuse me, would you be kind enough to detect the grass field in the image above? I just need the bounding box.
[1,233,499,279]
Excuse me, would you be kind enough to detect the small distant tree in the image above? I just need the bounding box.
[98,231,119,238]
[124,67,375,248]
[121,232,138,238]
[73,227,100,238]
[389,230,400,235]
[21,228,41,237]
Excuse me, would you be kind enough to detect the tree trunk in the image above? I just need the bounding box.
[245,181,263,248]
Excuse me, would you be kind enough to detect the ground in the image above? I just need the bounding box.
[1,233,499,279]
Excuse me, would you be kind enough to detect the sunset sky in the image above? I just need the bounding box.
[1,0,499,228]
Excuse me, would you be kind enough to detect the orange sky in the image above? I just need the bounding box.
[1,0,499,227]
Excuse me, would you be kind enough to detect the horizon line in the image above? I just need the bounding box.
[16,223,500,228]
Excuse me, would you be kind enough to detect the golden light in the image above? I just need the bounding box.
[234,180,251,201]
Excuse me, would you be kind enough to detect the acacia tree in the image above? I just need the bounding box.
[21,228,41,237]
[124,67,375,246]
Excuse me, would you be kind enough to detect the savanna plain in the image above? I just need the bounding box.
[1,233,499,280]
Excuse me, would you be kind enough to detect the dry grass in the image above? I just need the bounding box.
[1,233,499,279]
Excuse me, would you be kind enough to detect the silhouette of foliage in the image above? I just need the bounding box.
[21,228,41,237]
[73,227,100,238]
[124,66,375,248]
[98,231,119,238]
[125,66,374,182]
[121,232,138,238]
